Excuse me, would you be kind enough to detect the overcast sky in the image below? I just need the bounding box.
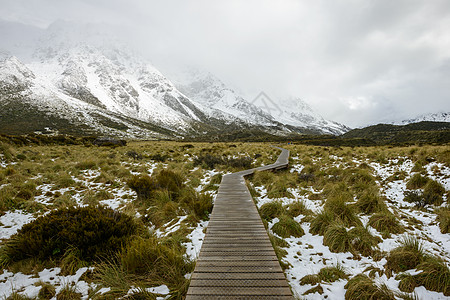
[1,0,450,127]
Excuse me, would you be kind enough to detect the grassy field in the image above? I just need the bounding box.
[0,141,449,299]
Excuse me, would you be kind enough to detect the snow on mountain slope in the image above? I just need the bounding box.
[396,112,450,125]
[275,97,351,135]
[168,67,350,134]
[169,68,279,127]
[0,20,351,137]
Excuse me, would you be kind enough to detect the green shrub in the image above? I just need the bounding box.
[406,173,429,189]
[271,215,304,238]
[368,212,404,237]
[259,201,285,221]
[386,236,427,274]
[1,206,138,266]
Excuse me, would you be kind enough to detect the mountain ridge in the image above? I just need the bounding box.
[0,20,350,139]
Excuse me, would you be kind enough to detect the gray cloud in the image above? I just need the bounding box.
[1,0,450,127]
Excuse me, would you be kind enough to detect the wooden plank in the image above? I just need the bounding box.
[191,272,287,280]
[186,296,293,300]
[187,286,292,296]
[189,279,289,287]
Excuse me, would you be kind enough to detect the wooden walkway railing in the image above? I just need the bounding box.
[186,147,293,299]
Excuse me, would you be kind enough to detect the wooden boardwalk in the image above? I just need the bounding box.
[186,147,293,299]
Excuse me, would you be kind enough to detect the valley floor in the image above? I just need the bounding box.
[0,141,448,299]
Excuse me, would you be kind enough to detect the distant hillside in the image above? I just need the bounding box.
[342,121,450,145]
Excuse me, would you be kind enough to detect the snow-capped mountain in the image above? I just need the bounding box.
[167,68,350,135]
[0,20,350,138]
[396,112,450,125]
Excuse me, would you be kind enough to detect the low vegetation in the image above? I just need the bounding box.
[0,140,449,299]
[0,206,138,268]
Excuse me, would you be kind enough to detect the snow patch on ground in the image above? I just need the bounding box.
[0,210,35,240]
[184,220,208,261]
[0,267,94,299]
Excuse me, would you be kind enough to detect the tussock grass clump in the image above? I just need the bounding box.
[406,173,429,189]
[404,179,446,207]
[347,226,382,257]
[436,206,450,234]
[300,274,321,285]
[344,274,395,300]
[75,160,97,170]
[396,256,450,296]
[96,235,193,298]
[56,284,82,300]
[127,175,156,200]
[259,201,286,221]
[310,210,334,235]
[318,264,348,282]
[285,200,313,217]
[301,264,348,285]
[252,170,275,187]
[267,176,295,199]
[271,215,304,238]
[422,179,446,206]
[323,223,381,256]
[385,236,428,274]
[268,234,288,262]
[368,212,404,237]
[0,206,138,267]
[355,189,387,214]
[324,197,362,228]
[413,257,450,295]
[323,223,352,253]
[129,170,212,227]
[37,281,56,299]
[178,188,213,221]
[322,182,353,202]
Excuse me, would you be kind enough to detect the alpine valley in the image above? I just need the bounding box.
[0,20,350,139]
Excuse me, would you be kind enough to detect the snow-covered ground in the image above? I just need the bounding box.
[0,155,220,299]
[251,155,449,299]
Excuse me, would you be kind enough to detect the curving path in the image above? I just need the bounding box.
[186,147,293,299]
